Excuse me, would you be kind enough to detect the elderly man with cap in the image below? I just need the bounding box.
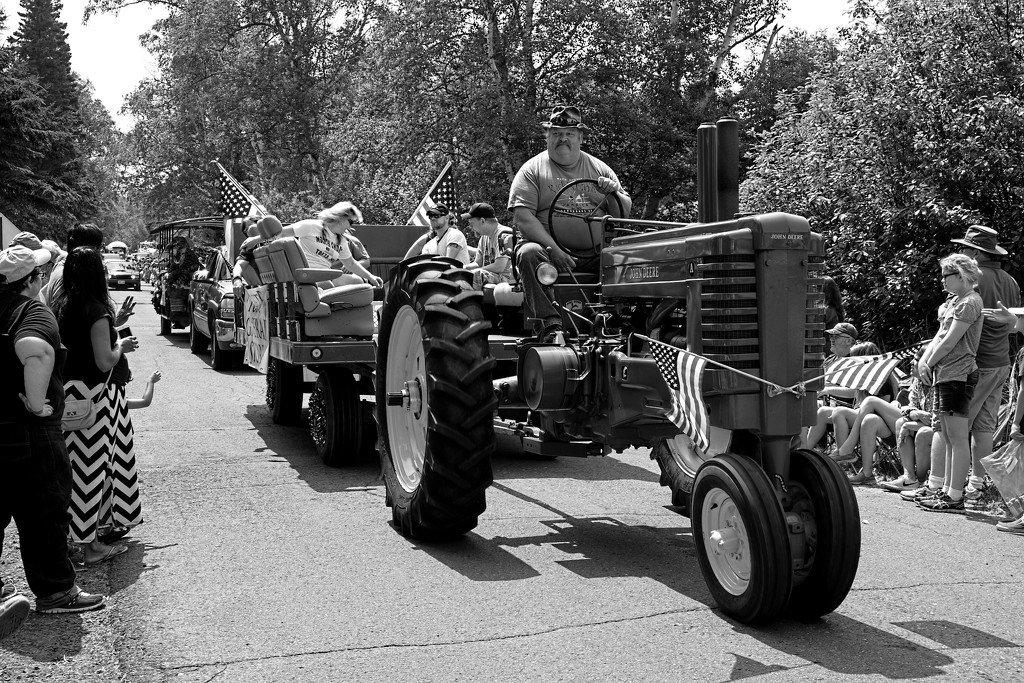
[0,245,106,619]
[802,322,859,449]
[8,232,64,302]
[950,225,1022,506]
[461,202,513,288]
[420,203,470,265]
[508,105,632,341]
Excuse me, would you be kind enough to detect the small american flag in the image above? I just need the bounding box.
[408,161,460,227]
[649,337,710,453]
[826,343,925,394]
[214,161,267,219]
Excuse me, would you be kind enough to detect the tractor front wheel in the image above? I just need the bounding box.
[785,448,861,619]
[691,453,792,624]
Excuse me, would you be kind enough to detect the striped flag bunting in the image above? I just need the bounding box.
[408,161,460,227]
[214,160,268,219]
[648,337,711,453]
[825,342,926,394]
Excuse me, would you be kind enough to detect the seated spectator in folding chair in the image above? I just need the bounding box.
[803,323,866,449]
[832,346,926,486]
[825,342,902,484]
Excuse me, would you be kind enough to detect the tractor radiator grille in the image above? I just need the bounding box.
[697,255,759,370]
[805,255,827,374]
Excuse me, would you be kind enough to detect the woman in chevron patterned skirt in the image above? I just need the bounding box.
[52,248,142,565]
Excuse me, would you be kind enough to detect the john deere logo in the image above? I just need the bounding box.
[626,265,659,280]
[565,299,585,312]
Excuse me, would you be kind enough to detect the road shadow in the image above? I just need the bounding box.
[409,481,709,602]
[0,603,87,662]
[728,612,988,679]
[491,443,661,484]
[243,404,379,494]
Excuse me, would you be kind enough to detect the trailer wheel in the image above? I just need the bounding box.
[692,453,792,624]
[786,448,861,620]
[189,308,209,354]
[159,316,171,335]
[266,357,303,425]
[376,259,497,539]
[309,369,362,467]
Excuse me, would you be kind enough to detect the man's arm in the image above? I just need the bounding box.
[512,207,575,271]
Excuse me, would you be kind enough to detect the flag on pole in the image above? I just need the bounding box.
[648,337,711,453]
[213,161,268,219]
[407,161,459,227]
[825,343,925,394]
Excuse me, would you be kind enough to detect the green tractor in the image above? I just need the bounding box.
[375,119,858,624]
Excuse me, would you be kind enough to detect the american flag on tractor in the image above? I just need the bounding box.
[648,337,711,453]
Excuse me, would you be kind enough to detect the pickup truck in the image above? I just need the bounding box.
[188,245,244,370]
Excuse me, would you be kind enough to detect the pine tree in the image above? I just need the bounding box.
[10,0,78,113]
[4,0,97,235]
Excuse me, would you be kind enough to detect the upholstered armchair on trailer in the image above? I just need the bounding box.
[252,237,375,340]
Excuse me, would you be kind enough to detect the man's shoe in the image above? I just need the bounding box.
[0,595,31,640]
[35,588,105,614]
[919,492,965,513]
[0,584,18,600]
[995,515,1024,534]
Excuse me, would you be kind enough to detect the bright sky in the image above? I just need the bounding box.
[1,0,852,131]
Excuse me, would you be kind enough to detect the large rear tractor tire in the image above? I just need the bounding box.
[651,435,711,511]
[266,357,303,425]
[692,453,793,624]
[309,369,363,467]
[786,448,861,620]
[376,257,497,540]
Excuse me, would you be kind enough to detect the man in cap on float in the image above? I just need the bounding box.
[508,105,632,341]
[950,225,1021,506]
[461,202,513,288]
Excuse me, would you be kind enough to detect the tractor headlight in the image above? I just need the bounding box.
[536,262,558,286]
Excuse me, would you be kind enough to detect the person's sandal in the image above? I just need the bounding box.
[98,525,131,544]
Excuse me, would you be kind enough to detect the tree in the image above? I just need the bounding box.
[741,0,1024,347]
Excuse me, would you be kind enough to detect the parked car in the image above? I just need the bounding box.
[188,245,244,370]
[105,259,142,290]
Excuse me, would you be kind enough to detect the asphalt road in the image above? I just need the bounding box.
[3,288,1024,682]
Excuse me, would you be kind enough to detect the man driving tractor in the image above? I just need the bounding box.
[507,105,632,341]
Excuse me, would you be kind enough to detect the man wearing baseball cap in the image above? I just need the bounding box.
[420,203,471,265]
[461,202,513,288]
[0,245,106,617]
[951,225,1021,505]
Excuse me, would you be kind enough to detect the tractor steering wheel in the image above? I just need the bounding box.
[546,178,625,259]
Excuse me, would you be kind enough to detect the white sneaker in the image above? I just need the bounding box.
[996,515,1024,535]
[880,475,919,493]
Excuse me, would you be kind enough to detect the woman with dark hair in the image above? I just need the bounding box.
[51,248,141,564]
[821,275,845,329]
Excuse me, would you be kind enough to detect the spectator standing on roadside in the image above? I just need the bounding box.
[917,253,985,513]
[462,202,514,288]
[0,245,106,618]
[949,226,1021,506]
[52,248,143,563]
